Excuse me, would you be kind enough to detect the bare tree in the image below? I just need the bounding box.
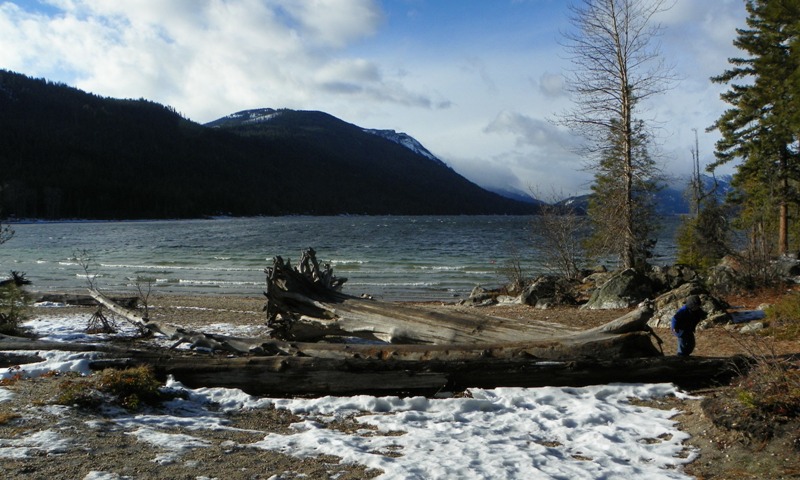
[74,249,118,333]
[686,128,717,216]
[559,0,674,271]
[134,276,154,322]
[531,189,587,281]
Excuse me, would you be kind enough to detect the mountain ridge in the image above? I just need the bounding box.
[0,71,537,219]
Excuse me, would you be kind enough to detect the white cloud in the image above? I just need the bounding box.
[538,71,565,97]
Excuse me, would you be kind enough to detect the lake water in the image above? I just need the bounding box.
[0,216,680,301]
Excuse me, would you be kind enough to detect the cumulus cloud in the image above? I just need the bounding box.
[0,0,437,122]
[459,111,592,196]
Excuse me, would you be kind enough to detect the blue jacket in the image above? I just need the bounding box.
[670,305,706,337]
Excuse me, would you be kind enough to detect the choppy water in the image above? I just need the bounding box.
[0,216,679,301]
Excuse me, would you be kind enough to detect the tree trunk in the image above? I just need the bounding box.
[88,288,663,361]
[262,250,657,345]
[0,334,747,396]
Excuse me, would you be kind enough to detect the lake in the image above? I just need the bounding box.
[0,216,680,301]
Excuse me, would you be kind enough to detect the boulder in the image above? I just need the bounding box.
[581,269,654,310]
[648,282,730,328]
[459,286,498,307]
[706,264,738,294]
[520,275,575,308]
[740,321,766,333]
[648,264,699,291]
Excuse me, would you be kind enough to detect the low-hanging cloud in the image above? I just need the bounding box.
[484,111,578,152]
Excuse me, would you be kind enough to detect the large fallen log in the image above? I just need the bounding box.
[0,333,747,395]
[145,354,751,395]
[263,249,657,345]
[89,288,662,360]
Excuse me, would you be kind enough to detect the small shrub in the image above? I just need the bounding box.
[56,366,169,411]
[0,284,30,335]
[55,378,105,409]
[764,294,800,341]
[98,366,164,410]
[0,412,20,425]
[733,362,800,419]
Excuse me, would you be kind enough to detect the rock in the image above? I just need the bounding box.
[520,275,574,307]
[496,295,521,305]
[535,298,554,309]
[459,285,498,306]
[581,269,654,310]
[648,264,699,291]
[706,264,738,294]
[775,255,800,277]
[648,282,731,328]
[740,322,766,333]
[582,271,612,286]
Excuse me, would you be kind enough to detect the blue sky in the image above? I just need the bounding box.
[0,0,747,197]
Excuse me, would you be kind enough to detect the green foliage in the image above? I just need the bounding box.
[585,119,661,271]
[734,362,800,419]
[56,366,171,411]
[676,197,731,270]
[0,284,30,335]
[709,0,800,256]
[764,293,800,340]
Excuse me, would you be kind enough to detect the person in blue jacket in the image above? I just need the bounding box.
[670,295,707,356]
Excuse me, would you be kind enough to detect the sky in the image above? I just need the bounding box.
[0,0,748,197]
[1,310,699,479]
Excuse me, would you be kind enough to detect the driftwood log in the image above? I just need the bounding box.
[0,332,748,395]
[263,249,661,347]
[89,288,663,361]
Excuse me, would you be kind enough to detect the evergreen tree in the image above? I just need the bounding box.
[676,196,731,270]
[585,119,660,269]
[709,0,800,256]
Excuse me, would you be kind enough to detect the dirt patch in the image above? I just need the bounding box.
[638,389,800,480]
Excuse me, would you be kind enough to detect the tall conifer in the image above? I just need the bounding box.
[709,0,800,255]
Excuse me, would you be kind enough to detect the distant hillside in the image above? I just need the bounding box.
[558,175,733,215]
[0,71,537,219]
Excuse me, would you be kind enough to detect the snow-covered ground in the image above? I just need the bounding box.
[1,309,700,479]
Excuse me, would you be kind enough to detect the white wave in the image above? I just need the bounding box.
[414,265,466,271]
[348,281,439,287]
[176,279,262,287]
[100,263,259,272]
[330,259,367,265]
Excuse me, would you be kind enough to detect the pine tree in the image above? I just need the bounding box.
[709,0,800,256]
[585,119,660,269]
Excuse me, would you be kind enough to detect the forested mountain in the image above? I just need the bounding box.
[0,71,537,219]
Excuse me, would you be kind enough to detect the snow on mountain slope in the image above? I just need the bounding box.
[363,128,448,168]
